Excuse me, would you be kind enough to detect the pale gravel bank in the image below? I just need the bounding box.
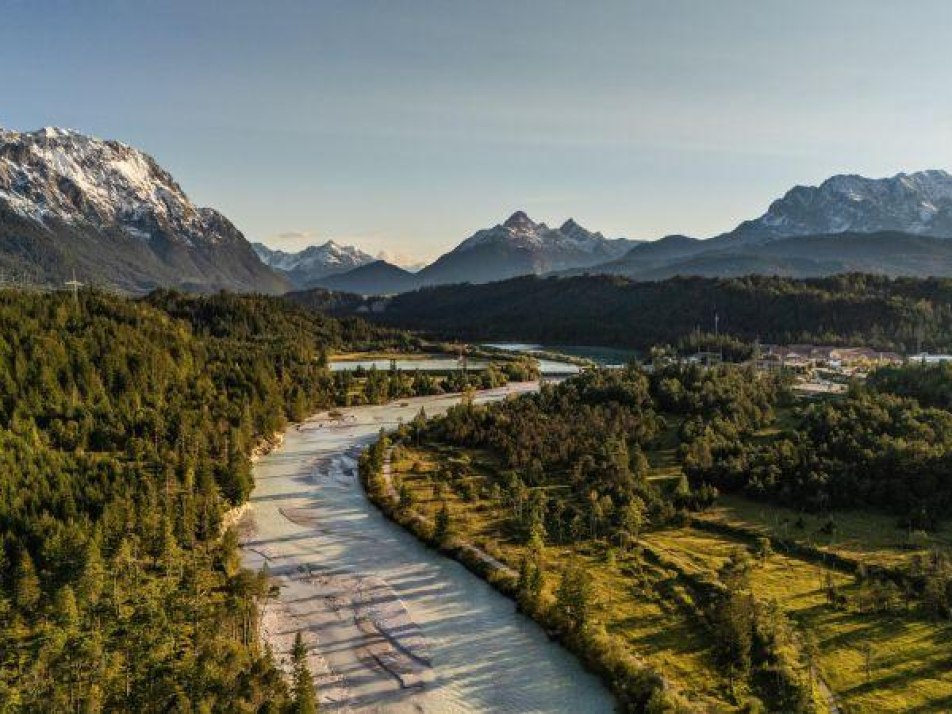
[240,384,614,713]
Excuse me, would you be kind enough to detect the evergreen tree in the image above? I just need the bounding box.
[14,551,41,612]
[434,502,451,543]
[291,631,318,714]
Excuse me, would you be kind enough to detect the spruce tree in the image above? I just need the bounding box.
[291,631,318,713]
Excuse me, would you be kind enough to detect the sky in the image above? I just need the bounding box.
[2,0,951,264]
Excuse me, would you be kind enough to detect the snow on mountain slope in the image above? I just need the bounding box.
[418,211,636,285]
[252,240,375,287]
[454,211,630,256]
[0,126,285,293]
[725,170,952,245]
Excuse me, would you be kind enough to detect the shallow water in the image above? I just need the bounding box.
[482,343,639,367]
[242,384,613,713]
[329,357,580,375]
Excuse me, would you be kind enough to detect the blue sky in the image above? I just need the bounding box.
[3,1,950,262]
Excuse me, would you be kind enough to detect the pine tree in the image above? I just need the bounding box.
[54,585,80,629]
[14,551,41,611]
[556,560,593,633]
[78,538,106,606]
[291,631,318,713]
[434,501,451,544]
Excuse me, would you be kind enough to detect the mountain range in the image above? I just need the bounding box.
[5,125,952,296]
[578,170,952,281]
[0,127,286,293]
[257,210,638,294]
[252,240,375,288]
[285,170,952,294]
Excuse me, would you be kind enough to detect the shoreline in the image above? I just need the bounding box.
[359,425,669,712]
[239,381,614,713]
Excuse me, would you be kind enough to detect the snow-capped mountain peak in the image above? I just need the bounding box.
[252,238,376,288]
[503,210,536,230]
[0,125,237,248]
[415,212,637,285]
[0,125,286,293]
[728,169,952,244]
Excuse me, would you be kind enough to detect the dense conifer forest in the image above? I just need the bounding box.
[347,273,952,353]
[0,289,407,711]
[685,363,952,527]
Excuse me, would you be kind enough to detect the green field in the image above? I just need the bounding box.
[650,526,952,713]
[696,494,952,572]
[391,445,952,713]
[393,447,758,711]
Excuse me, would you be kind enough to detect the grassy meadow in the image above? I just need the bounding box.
[390,442,952,713]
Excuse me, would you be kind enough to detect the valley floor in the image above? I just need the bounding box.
[239,385,614,713]
[388,444,952,713]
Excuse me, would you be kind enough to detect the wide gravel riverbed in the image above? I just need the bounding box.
[240,383,614,713]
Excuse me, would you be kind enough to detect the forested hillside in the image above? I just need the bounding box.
[354,273,952,352]
[0,289,404,710]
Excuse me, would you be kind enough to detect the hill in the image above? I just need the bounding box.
[314,259,420,295]
[345,273,952,352]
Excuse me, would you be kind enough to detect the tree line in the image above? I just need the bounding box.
[345,272,952,353]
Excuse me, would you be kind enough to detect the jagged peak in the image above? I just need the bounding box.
[36,126,79,139]
[503,210,535,229]
[728,168,952,243]
[807,169,952,193]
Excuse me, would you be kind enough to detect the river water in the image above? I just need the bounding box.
[241,384,613,713]
[329,357,581,375]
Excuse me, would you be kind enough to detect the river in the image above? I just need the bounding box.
[240,383,614,713]
[329,357,581,375]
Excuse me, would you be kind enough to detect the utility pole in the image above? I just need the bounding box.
[714,309,722,363]
[65,269,84,305]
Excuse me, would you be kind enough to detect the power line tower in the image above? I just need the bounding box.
[713,309,722,364]
[65,269,84,305]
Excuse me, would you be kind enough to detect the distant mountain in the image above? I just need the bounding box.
[720,170,952,246]
[590,231,952,281]
[582,171,952,281]
[0,126,287,294]
[416,211,637,286]
[564,234,705,277]
[252,240,375,288]
[315,260,419,295]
